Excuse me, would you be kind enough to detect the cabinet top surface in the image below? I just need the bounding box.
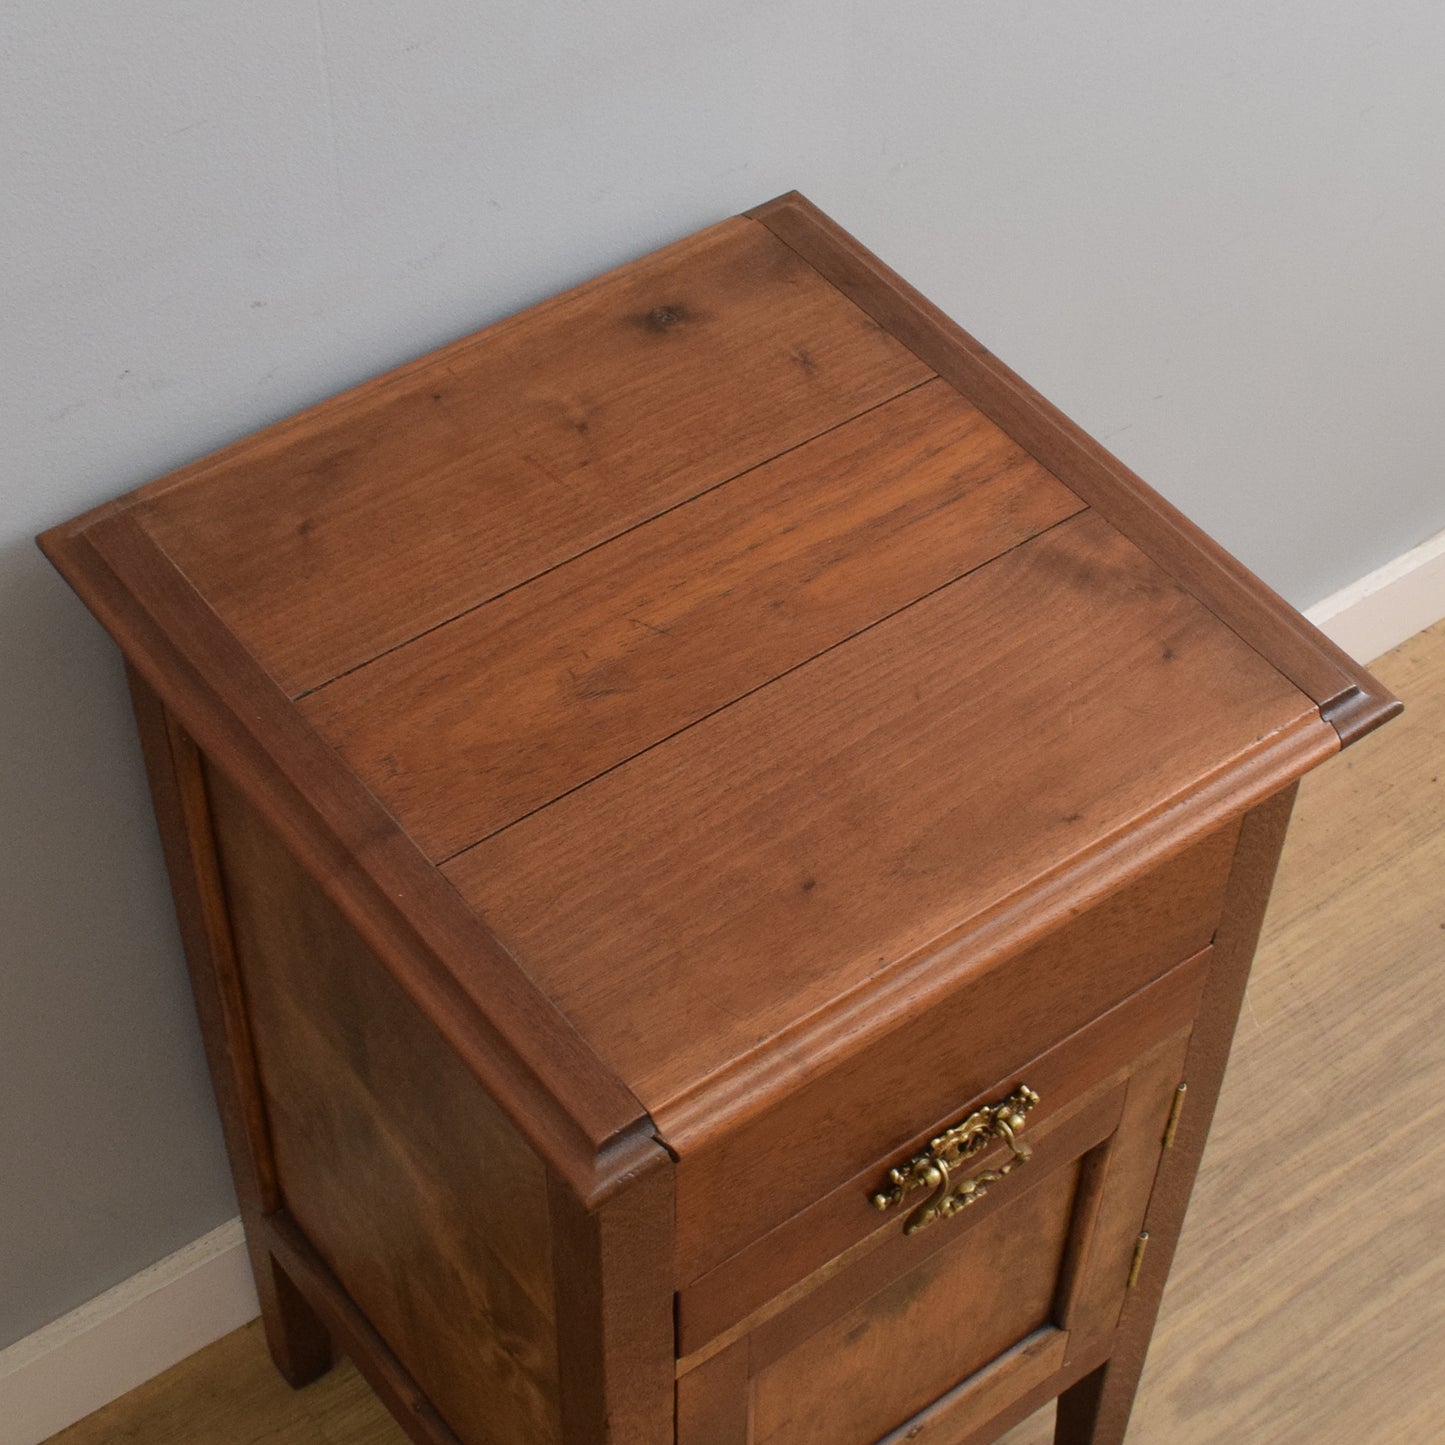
[42,194,1394,1150]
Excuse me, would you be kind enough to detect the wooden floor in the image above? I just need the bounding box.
[52,620,1445,1445]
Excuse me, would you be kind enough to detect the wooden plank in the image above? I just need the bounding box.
[444,510,1332,1117]
[747,191,1401,747]
[39,511,652,1204]
[131,215,932,693]
[301,379,1083,858]
[206,768,563,1445]
[1050,1136,1115,1334]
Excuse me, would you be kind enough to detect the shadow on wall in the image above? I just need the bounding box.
[0,536,235,1351]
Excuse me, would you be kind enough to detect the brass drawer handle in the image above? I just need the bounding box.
[870,1084,1040,1235]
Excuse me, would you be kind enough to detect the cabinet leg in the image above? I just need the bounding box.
[1053,1361,1136,1445]
[252,1243,334,1387]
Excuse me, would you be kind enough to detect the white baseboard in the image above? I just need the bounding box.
[1306,525,1445,663]
[0,1219,258,1445]
[1,531,1441,1445]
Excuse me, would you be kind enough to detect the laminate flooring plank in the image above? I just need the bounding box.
[45,1320,406,1445]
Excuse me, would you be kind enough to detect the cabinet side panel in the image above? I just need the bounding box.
[125,668,333,1387]
[203,765,562,1445]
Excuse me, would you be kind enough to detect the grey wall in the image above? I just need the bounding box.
[3,1,1442,1350]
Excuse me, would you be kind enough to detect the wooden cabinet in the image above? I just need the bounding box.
[40,193,1398,1445]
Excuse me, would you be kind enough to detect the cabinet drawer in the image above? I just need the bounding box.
[672,821,1238,1286]
[678,966,1201,1443]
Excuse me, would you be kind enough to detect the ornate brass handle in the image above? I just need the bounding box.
[870,1084,1040,1235]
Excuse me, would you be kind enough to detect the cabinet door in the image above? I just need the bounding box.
[677,1029,1191,1445]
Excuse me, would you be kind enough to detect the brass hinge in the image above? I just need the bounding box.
[1127,1231,1150,1290]
[1162,1082,1188,1150]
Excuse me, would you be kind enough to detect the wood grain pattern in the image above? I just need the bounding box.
[749,1162,1081,1445]
[42,510,651,1204]
[548,1156,675,1444]
[205,767,562,1445]
[40,190,1350,1210]
[445,510,1327,1115]
[746,190,1401,747]
[260,1213,462,1445]
[675,1339,751,1445]
[135,216,932,693]
[301,379,1082,857]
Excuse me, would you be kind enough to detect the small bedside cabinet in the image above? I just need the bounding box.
[40,193,1398,1445]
